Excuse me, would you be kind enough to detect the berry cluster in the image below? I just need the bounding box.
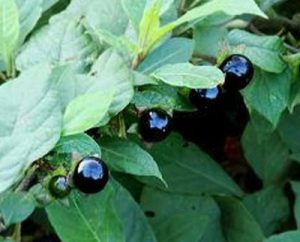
[48,156,109,198]
[189,54,254,110]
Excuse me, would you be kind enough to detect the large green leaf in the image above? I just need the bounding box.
[0,0,20,72]
[46,184,124,242]
[88,50,134,123]
[152,63,224,89]
[242,68,291,127]
[138,38,194,74]
[47,181,157,242]
[100,138,164,182]
[227,30,286,73]
[17,17,98,71]
[278,107,300,155]
[55,133,101,159]
[143,134,243,196]
[216,196,266,242]
[141,187,226,242]
[62,90,114,136]
[0,192,35,226]
[242,122,290,184]
[263,231,300,242]
[132,84,193,111]
[113,181,157,242]
[0,65,62,193]
[16,0,43,45]
[242,186,289,236]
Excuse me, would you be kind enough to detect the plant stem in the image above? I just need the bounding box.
[11,223,21,242]
[15,164,38,192]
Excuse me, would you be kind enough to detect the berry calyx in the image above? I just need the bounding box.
[219,54,254,91]
[139,109,172,142]
[189,86,223,111]
[48,175,71,199]
[73,156,109,194]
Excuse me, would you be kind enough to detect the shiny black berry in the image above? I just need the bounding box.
[189,86,223,111]
[139,109,172,142]
[220,54,254,91]
[73,156,109,194]
[48,175,71,199]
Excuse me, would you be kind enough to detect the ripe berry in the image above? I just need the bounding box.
[73,156,109,194]
[189,86,223,111]
[219,54,254,91]
[48,175,71,199]
[139,109,172,142]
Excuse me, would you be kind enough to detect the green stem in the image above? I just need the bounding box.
[15,164,38,192]
[117,114,127,139]
[11,223,21,242]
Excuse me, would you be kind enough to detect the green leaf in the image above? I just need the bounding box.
[138,38,194,74]
[113,181,157,242]
[16,0,43,45]
[88,50,134,123]
[0,64,62,193]
[143,134,243,196]
[194,25,228,57]
[242,122,290,184]
[242,68,291,127]
[17,17,98,71]
[290,182,300,228]
[216,196,265,242]
[278,107,300,154]
[121,0,147,32]
[242,186,290,236]
[138,0,161,54]
[100,138,164,182]
[132,85,193,111]
[62,90,114,136]
[152,63,224,89]
[0,0,20,72]
[46,184,124,242]
[0,192,35,226]
[227,30,286,73]
[263,231,300,242]
[141,187,226,242]
[55,133,101,158]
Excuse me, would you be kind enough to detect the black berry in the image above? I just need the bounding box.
[48,175,71,199]
[73,156,109,194]
[189,86,223,111]
[220,54,254,91]
[139,109,172,142]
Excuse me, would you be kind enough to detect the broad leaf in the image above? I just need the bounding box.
[55,133,101,159]
[62,90,114,136]
[88,50,134,123]
[138,38,194,74]
[216,196,265,242]
[263,231,300,242]
[0,65,62,193]
[0,192,35,226]
[16,0,43,45]
[242,186,289,236]
[143,134,243,196]
[227,30,286,73]
[278,107,300,155]
[17,17,98,71]
[141,187,226,242]
[46,184,124,242]
[100,138,164,182]
[242,68,291,127]
[242,122,290,184]
[47,181,157,242]
[152,63,224,89]
[0,0,20,72]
